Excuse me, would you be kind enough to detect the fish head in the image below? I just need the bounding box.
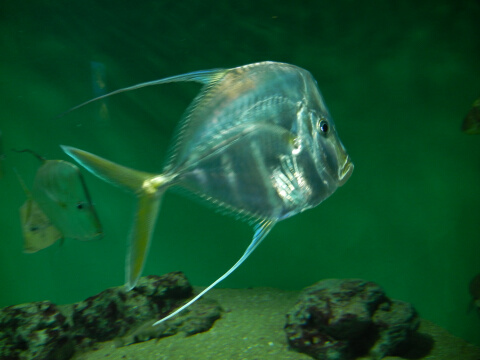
[300,101,353,189]
[20,199,63,253]
[315,112,353,186]
[290,68,353,191]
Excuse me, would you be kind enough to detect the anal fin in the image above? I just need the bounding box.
[152,218,276,325]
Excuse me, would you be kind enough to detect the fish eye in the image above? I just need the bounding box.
[76,202,86,210]
[317,119,329,134]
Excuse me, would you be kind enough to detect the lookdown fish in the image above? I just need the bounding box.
[61,61,354,325]
[14,149,103,250]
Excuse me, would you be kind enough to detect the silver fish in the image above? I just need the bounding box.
[15,149,103,242]
[61,61,353,325]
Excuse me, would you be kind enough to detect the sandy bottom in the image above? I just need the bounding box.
[71,287,480,360]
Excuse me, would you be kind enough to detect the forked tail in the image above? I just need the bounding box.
[61,145,171,289]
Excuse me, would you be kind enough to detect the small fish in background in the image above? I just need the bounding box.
[90,61,110,126]
[14,168,63,253]
[13,149,103,242]
[469,273,480,313]
[462,97,480,134]
[61,61,353,325]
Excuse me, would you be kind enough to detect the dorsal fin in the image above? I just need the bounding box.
[12,149,46,163]
[58,68,228,117]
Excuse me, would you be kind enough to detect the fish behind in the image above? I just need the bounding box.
[462,97,480,134]
[61,61,354,325]
[15,168,63,253]
[14,149,103,243]
[90,61,110,126]
[469,273,480,313]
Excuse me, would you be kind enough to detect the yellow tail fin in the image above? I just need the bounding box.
[61,145,170,289]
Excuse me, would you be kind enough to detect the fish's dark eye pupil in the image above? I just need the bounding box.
[76,202,85,210]
[319,120,329,133]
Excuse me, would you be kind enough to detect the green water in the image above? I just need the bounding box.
[1,0,479,348]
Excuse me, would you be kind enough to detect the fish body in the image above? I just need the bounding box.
[15,150,103,246]
[164,63,352,220]
[62,61,353,324]
[31,159,103,241]
[462,97,480,134]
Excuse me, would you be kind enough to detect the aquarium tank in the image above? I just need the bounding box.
[1,0,479,357]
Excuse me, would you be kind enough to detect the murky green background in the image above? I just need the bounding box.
[1,0,479,347]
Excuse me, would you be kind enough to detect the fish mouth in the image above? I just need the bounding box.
[338,156,354,186]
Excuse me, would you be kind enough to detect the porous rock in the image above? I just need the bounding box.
[285,279,420,360]
[0,272,222,359]
[70,272,194,342]
[0,300,73,360]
